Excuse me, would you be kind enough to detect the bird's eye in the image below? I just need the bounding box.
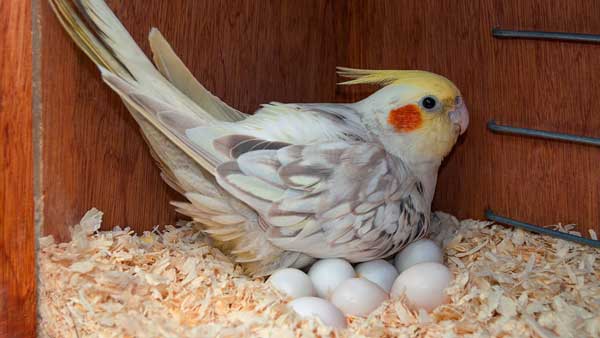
[420,96,440,112]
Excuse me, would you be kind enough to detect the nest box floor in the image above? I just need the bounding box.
[38,210,600,337]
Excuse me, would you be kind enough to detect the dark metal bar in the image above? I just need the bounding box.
[487,120,600,146]
[492,28,600,43]
[485,210,600,248]
[489,28,600,248]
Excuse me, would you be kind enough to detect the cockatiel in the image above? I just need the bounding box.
[50,0,469,276]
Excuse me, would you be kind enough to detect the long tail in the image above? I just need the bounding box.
[49,0,240,173]
[147,29,247,122]
[49,0,311,276]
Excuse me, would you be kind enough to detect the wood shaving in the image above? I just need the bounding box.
[39,209,600,337]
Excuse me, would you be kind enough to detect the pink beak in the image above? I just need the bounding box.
[449,97,469,135]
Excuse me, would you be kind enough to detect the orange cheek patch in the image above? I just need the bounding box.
[387,104,423,132]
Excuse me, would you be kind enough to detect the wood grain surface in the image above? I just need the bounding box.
[0,0,36,337]
[41,0,600,240]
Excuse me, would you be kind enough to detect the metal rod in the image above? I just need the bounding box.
[492,28,600,43]
[485,210,600,248]
[487,120,600,146]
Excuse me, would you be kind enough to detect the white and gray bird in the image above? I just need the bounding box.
[50,0,469,276]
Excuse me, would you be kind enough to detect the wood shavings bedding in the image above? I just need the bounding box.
[38,209,600,337]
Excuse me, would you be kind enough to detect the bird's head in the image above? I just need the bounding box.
[339,68,469,165]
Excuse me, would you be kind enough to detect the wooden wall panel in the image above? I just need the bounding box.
[0,0,36,337]
[431,1,600,231]
[42,0,600,240]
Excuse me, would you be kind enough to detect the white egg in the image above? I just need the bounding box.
[355,259,398,292]
[390,262,452,311]
[308,258,356,299]
[288,297,347,328]
[330,278,388,317]
[394,239,443,272]
[267,268,316,299]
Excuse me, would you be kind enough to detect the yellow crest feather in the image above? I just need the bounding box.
[336,67,460,96]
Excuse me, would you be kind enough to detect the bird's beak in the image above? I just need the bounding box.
[449,97,469,135]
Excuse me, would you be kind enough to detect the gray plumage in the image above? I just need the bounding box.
[49,0,468,276]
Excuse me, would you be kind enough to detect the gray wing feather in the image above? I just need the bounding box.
[216,141,430,262]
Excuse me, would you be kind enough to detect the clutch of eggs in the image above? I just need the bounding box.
[266,239,452,328]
